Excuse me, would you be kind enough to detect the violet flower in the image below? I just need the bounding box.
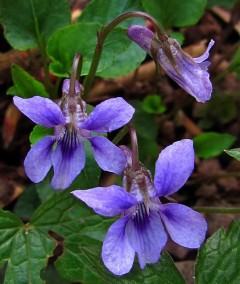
[127,25,214,103]
[13,79,134,189]
[72,139,207,275]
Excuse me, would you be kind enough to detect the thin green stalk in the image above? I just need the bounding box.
[129,125,140,171]
[83,11,166,99]
[52,77,61,98]
[112,125,129,145]
[30,0,53,95]
[194,207,240,214]
[69,53,81,97]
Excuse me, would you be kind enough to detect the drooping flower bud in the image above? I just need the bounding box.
[127,25,214,103]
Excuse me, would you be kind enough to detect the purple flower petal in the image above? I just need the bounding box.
[62,79,81,95]
[102,216,135,275]
[157,40,213,103]
[160,203,207,248]
[89,136,126,174]
[51,130,85,189]
[194,40,215,63]
[82,97,135,133]
[126,208,167,269]
[154,139,194,197]
[13,96,66,127]
[72,185,137,217]
[127,25,153,52]
[24,136,53,183]
[127,25,214,103]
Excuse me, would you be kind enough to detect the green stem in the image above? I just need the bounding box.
[52,77,61,98]
[30,0,53,95]
[83,11,165,99]
[112,125,128,145]
[69,53,81,97]
[194,207,240,214]
[129,124,140,171]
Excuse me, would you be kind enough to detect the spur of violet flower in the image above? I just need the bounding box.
[72,138,207,275]
[127,25,214,103]
[13,79,134,189]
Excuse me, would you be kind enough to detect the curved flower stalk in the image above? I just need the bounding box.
[13,79,135,189]
[127,25,214,103]
[72,139,207,275]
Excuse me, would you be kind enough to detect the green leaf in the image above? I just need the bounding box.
[0,209,56,283]
[6,85,19,96]
[132,252,186,284]
[141,0,207,28]
[142,94,166,114]
[207,0,238,8]
[229,47,240,79]
[225,148,240,161]
[30,189,185,284]
[47,22,145,78]
[30,125,53,146]
[35,175,56,203]
[75,0,146,77]
[9,64,49,98]
[1,188,185,283]
[0,0,71,50]
[13,185,41,220]
[194,132,236,158]
[195,219,240,284]
[131,100,158,140]
[29,192,115,284]
[193,93,237,129]
[139,136,158,174]
[78,0,144,27]
[170,32,184,44]
[41,265,70,284]
[98,41,146,78]
[56,239,186,284]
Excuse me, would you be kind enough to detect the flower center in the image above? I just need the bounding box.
[53,126,81,158]
[132,202,149,228]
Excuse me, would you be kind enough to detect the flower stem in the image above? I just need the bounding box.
[29,0,53,95]
[129,124,140,171]
[68,53,86,112]
[82,11,166,99]
[69,53,81,97]
[112,125,128,145]
[194,207,240,214]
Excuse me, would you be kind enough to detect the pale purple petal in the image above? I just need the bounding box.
[127,25,213,103]
[24,136,53,183]
[89,136,126,174]
[72,185,137,217]
[102,216,135,276]
[62,79,81,95]
[194,40,215,63]
[127,25,154,52]
[157,39,213,103]
[82,98,135,133]
[51,130,85,189]
[126,208,167,269]
[160,203,207,248]
[13,96,66,127]
[154,139,194,197]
